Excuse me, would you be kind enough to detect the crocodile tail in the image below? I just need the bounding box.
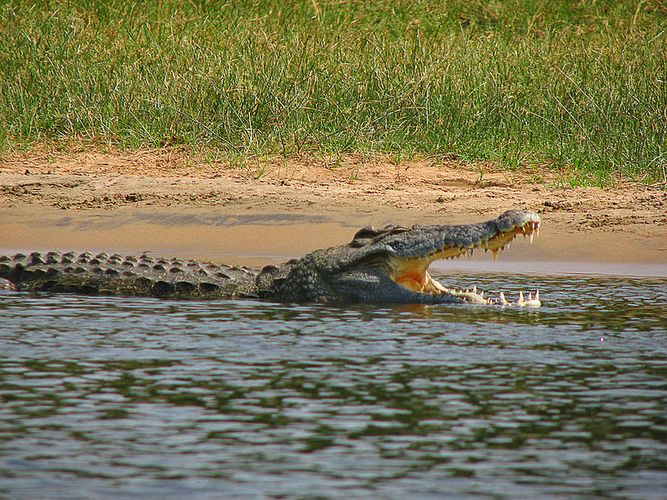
[0,251,258,299]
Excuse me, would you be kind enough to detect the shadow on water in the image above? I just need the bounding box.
[0,273,666,499]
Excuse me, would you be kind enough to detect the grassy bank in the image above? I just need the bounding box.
[1,0,665,185]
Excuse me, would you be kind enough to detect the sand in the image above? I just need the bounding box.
[1,148,665,275]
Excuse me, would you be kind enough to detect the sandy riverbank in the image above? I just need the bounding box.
[1,149,665,274]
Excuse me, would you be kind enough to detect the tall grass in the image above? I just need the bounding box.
[1,0,665,184]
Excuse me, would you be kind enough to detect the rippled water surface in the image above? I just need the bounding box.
[1,272,666,500]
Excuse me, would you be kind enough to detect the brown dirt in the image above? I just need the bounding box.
[1,148,666,269]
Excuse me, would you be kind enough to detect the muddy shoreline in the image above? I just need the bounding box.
[1,149,666,275]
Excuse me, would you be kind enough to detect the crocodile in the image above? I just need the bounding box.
[0,209,541,305]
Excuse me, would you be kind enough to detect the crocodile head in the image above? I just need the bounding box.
[260,209,541,305]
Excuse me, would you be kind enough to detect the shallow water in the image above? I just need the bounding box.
[1,272,666,500]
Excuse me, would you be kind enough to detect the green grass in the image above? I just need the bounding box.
[1,0,666,185]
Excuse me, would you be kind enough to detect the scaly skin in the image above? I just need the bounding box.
[0,209,541,305]
[0,252,258,299]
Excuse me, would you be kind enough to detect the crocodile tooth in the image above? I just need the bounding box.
[518,291,525,305]
[492,249,499,260]
[498,291,509,305]
[529,233,534,244]
[520,290,541,307]
[466,249,473,260]
[472,286,477,294]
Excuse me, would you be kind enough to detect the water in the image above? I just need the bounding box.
[1,272,666,500]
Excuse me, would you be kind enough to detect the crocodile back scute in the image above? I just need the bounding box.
[0,252,259,299]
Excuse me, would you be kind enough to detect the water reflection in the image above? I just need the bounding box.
[0,273,666,499]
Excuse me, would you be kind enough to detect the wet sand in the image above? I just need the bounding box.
[2,204,666,278]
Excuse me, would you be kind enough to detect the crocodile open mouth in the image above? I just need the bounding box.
[390,219,541,306]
